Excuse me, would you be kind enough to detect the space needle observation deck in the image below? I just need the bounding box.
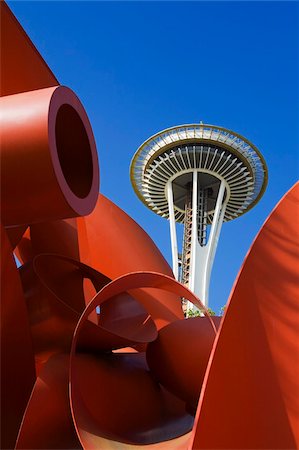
[130,123,267,308]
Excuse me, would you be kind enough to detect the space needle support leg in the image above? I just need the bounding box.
[192,179,227,307]
[208,180,228,273]
[207,180,226,261]
[167,181,179,280]
[188,170,198,309]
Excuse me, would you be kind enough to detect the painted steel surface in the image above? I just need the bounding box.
[0,225,36,449]
[190,182,299,450]
[69,271,214,448]
[146,316,222,412]
[19,254,110,373]
[77,194,186,329]
[4,224,28,250]
[77,194,174,278]
[0,86,99,226]
[1,3,298,450]
[0,1,58,96]
[15,219,81,264]
[15,353,81,450]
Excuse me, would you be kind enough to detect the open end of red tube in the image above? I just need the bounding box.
[55,104,93,199]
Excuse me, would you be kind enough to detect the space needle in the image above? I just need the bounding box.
[130,123,267,309]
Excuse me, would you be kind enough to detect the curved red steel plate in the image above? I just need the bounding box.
[15,353,81,450]
[190,182,299,449]
[77,194,185,328]
[15,196,185,343]
[71,351,194,447]
[0,2,58,97]
[0,85,99,226]
[5,224,28,249]
[77,194,174,278]
[0,224,36,449]
[74,271,215,335]
[70,271,215,448]
[146,316,219,412]
[16,219,81,264]
[97,291,158,346]
[19,254,158,373]
[15,196,180,333]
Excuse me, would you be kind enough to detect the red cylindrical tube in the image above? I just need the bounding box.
[0,85,99,226]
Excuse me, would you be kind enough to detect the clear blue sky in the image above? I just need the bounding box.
[8,1,298,314]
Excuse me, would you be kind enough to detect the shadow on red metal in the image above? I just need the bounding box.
[0,86,99,226]
[146,316,220,412]
[0,225,36,449]
[190,182,299,449]
[77,195,186,329]
[70,271,214,448]
[0,1,58,96]
[1,3,299,449]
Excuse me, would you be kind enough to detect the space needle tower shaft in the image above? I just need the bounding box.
[167,171,228,305]
[131,123,267,308]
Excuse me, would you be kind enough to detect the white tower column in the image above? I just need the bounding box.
[167,172,228,308]
[167,181,179,280]
[189,177,227,308]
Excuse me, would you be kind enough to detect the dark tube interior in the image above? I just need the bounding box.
[55,104,93,198]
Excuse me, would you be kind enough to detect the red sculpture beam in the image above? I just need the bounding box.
[2,3,299,450]
[0,86,99,226]
[191,182,299,449]
[15,354,81,450]
[15,219,81,263]
[77,194,185,329]
[70,271,215,449]
[0,225,36,449]
[0,1,58,96]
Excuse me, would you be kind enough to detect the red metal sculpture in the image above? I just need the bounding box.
[1,2,298,449]
[191,182,299,450]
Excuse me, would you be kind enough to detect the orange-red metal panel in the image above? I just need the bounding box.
[0,224,36,450]
[15,353,81,450]
[72,271,215,334]
[70,351,193,448]
[146,316,220,412]
[19,254,110,372]
[3,5,298,450]
[19,255,159,372]
[15,195,185,336]
[0,86,99,226]
[70,271,214,448]
[190,182,299,450]
[77,194,174,278]
[77,195,186,328]
[0,2,58,96]
[16,219,81,264]
[5,224,28,249]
